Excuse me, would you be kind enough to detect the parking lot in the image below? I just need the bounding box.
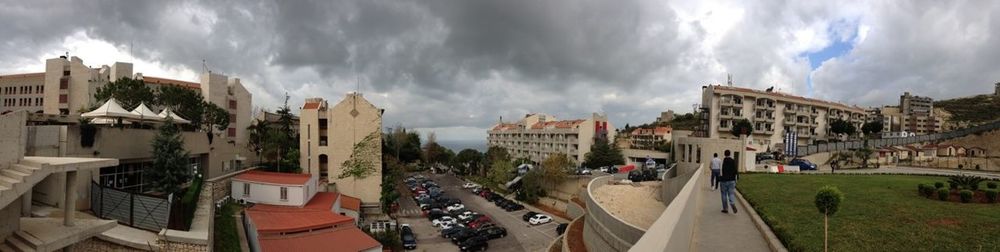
[396,172,565,252]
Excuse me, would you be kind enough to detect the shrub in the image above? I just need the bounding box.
[959,190,973,203]
[988,181,998,189]
[938,188,950,201]
[986,190,999,203]
[948,175,985,190]
[917,184,926,196]
[935,182,945,189]
[948,181,958,190]
[921,185,937,198]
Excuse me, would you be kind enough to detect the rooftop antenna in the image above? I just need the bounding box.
[129,40,134,62]
[727,74,733,86]
[202,59,208,74]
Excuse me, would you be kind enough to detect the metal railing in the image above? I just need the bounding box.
[796,120,1000,156]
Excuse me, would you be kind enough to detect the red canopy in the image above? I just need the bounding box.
[618,164,636,173]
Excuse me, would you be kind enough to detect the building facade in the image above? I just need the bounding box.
[868,92,944,136]
[656,110,674,124]
[299,93,383,211]
[628,126,672,150]
[0,73,45,113]
[701,85,867,151]
[232,171,319,207]
[487,113,615,165]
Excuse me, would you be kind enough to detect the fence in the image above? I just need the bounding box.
[797,120,1000,156]
[91,181,173,231]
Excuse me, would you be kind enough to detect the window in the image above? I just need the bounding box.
[280,187,288,201]
[243,183,250,196]
[228,100,237,109]
[228,127,236,137]
[60,79,68,89]
[59,94,68,103]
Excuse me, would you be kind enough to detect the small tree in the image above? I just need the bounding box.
[815,186,844,252]
[147,119,190,195]
[453,149,485,175]
[540,153,571,190]
[202,102,230,144]
[157,85,206,127]
[861,121,884,139]
[485,146,512,176]
[730,118,754,137]
[829,119,856,140]
[582,138,625,169]
[487,158,514,189]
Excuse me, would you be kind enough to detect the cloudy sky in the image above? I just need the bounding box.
[2,0,998,141]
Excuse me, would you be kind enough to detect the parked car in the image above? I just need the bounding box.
[556,223,568,235]
[522,211,539,222]
[575,167,592,175]
[450,229,481,244]
[478,226,507,240]
[446,204,466,212]
[442,226,468,238]
[439,222,464,231]
[426,209,447,220]
[502,202,524,211]
[628,169,659,182]
[468,217,493,229]
[788,158,817,170]
[529,214,552,225]
[457,211,478,220]
[756,153,775,162]
[458,235,489,252]
[432,216,458,227]
[462,182,478,188]
[472,187,483,194]
[401,224,417,250]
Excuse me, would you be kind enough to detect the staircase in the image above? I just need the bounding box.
[0,162,51,211]
[0,161,52,252]
[1,231,42,252]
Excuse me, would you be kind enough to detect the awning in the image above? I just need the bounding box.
[158,107,191,124]
[81,98,141,119]
[129,103,166,122]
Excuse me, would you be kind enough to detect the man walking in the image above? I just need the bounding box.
[710,153,722,190]
[719,150,738,214]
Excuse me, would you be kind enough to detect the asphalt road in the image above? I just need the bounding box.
[398,172,562,252]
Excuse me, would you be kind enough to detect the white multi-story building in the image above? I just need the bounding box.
[487,113,615,165]
[701,85,868,151]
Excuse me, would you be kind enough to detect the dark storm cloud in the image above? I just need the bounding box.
[3,0,999,140]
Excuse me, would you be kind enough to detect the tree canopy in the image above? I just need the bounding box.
[830,119,856,137]
[94,77,156,110]
[731,118,754,137]
[861,121,884,138]
[452,149,485,175]
[157,85,206,127]
[540,153,571,190]
[582,138,624,169]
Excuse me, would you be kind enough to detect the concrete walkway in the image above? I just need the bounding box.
[692,171,771,252]
[161,181,212,245]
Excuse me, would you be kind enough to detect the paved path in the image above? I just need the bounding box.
[692,170,771,252]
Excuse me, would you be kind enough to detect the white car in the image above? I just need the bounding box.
[462,182,479,189]
[432,216,457,227]
[458,211,478,221]
[439,222,464,231]
[446,204,465,212]
[529,214,552,225]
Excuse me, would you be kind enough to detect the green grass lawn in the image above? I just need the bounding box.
[739,174,1000,252]
[213,202,242,252]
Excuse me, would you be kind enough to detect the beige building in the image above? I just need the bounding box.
[299,93,383,212]
[487,113,615,165]
[868,92,945,135]
[628,126,672,150]
[702,85,867,151]
[0,73,45,114]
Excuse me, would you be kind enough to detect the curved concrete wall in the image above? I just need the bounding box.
[567,198,585,219]
[583,175,646,251]
[562,215,584,252]
[633,163,704,252]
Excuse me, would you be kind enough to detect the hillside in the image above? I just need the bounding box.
[941,129,1000,157]
[934,94,1000,125]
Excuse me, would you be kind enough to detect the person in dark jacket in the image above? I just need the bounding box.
[719,150,739,214]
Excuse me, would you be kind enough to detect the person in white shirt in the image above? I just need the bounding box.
[710,153,722,191]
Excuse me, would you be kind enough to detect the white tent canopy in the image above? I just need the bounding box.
[130,103,166,121]
[158,108,191,124]
[81,98,140,119]
[90,118,131,125]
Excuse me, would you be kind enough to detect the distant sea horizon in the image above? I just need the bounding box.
[438,139,487,152]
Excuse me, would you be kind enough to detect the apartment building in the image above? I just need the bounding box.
[628,126,672,150]
[701,85,867,151]
[656,110,674,123]
[868,92,944,135]
[299,93,383,212]
[487,113,615,165]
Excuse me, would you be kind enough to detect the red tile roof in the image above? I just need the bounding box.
[340,194,361,211]
[631,126,672,136]
[491,123,520,131]
[302,102,321,109]
[246,207,354,234]
[713,85,865,112]
[235,170,312,186]
[142,76,201,89]
[258,227,381,252]
[530,119,585,129]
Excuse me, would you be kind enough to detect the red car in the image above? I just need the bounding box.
[478,190,492,197]
[467,216,493,229]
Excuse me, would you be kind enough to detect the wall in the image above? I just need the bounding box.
[325,93,383,206]
[0,199,23,246]
[0,111,26,241]
[672,137,744,171]
[582,175,646,251]
[231,180,308,207]
[631,163,704,252]
[660,163,699,205]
